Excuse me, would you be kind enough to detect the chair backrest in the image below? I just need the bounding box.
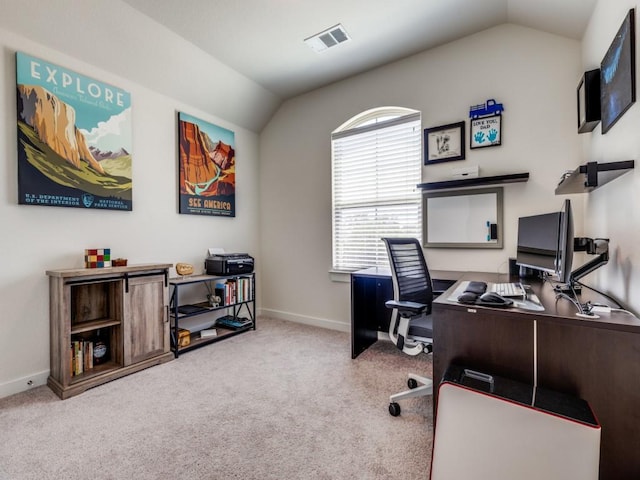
[382,237,433,314]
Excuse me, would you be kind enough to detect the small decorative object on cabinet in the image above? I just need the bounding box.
[84,248,111,268]
[175,262,194,276]
[169,272,256,357]
[577,69,601,133]
[47,263,173,399]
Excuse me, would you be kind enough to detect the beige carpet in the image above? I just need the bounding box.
[0,317,433,479]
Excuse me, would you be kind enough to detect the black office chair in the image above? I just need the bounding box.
[382,237,434,417]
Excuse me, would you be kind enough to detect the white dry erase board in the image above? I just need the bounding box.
[422,187,503,248]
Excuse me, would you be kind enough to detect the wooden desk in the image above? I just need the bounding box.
[350,267,460,359]
[433,273,640,480]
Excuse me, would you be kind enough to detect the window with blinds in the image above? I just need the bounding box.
[331,110,422,271]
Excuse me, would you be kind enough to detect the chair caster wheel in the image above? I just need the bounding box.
[389,402,401,416]
[408,378,418,389]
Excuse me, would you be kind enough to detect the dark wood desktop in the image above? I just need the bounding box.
[433,273,640,480]
[351,268,640,479]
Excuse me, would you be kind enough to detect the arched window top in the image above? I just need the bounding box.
[334,106,420,133]
[331,106,422,271]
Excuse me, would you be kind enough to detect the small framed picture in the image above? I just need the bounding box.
[470,115,502,149]
[424,121,465,165]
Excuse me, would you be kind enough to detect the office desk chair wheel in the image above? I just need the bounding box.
[408,378,418,389]
[389,402,401,417]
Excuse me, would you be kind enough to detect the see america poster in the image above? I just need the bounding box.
[178,112,236,217]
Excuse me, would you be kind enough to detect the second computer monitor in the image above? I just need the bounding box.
[516,199,574,283]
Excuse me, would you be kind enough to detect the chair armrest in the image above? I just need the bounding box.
[385,299,427,316]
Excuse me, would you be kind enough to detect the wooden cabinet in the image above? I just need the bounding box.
[47,264,173,399]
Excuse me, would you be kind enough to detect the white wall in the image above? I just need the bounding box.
[259,24,584,330]
[581,0,640,312]
[0,15,265,396]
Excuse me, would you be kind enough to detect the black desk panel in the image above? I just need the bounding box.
[350,267,459,359]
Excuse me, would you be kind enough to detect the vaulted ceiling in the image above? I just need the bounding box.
[123,0,597,99]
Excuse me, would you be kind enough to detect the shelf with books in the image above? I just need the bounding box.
[168,272,256,357]
[69,326,118,379]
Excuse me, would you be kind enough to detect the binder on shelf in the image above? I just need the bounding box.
[215,315,252,330]
[178,304,209,315]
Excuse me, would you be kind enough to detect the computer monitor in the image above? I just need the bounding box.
[516,199,574,283]
[556,199,574,284]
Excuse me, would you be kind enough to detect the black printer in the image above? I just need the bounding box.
[205,253,254,275]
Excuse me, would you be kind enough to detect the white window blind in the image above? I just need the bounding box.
[332,111,422,271]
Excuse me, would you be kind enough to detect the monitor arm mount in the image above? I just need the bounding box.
[555,237,610,316]
[570,237,610,284]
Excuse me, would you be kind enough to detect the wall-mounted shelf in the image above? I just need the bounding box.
[417,172,529,191]
[555,160,634,194]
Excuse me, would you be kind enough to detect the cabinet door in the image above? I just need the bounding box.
[123,274,169,365]
[432,305,535,415]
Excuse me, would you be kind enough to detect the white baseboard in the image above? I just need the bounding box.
[260,308,350,333]
[0,370,49,399]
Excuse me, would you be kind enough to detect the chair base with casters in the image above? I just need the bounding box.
[388,373,434,416]
[385,298,434,416]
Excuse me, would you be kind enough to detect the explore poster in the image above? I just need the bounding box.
[16,52,132,210]
[178,112,236,217]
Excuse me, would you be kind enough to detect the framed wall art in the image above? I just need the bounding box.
[577,69,601,133]
[601,8,636,134]
[424,121,465,165]
[470,115,502,149]
[16,52,132,210]
[178,112,236,217]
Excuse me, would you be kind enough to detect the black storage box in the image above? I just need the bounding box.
[205,253,254,275]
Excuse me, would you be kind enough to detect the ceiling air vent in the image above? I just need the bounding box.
[304,24,351,53]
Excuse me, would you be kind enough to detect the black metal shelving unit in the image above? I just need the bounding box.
[169,272,256,358]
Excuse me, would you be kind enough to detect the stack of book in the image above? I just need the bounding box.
[70,340,93,376]
[215,277,253,306]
